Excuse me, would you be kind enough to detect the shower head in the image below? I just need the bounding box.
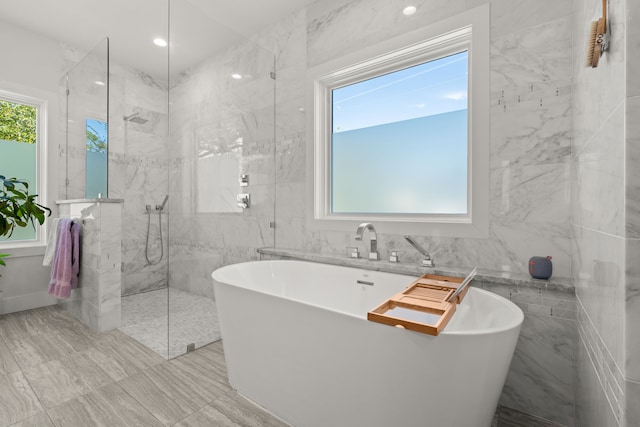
[123,112,148,124]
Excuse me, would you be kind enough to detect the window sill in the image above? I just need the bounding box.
[0,244,46,258]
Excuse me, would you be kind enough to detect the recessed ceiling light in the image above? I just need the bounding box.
[403,6,417,15]
[153,38,167,47]
[94,81,105,86]
[231,74,242,80]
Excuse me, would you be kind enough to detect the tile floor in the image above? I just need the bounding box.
[119,288,220,359]
[0,305,563,427]
[0,305,286,427]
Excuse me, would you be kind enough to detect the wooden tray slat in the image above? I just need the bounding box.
[367,273,471,336]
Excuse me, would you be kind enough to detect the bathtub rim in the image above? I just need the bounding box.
[212,259,524,337]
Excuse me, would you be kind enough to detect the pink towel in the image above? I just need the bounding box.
[48,218,81,299]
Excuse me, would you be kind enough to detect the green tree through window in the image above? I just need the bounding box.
[0,96,39,243]
[0,100,36,144]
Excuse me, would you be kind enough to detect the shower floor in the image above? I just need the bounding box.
[119,288,220,359]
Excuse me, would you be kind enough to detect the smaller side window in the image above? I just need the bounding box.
[0,91,46,245]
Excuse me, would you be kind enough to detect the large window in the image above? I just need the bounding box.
[308,6,489,237]
[331,51,469,215]
[0,90,47,245]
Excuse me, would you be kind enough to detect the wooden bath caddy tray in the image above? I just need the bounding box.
[368,269,476,336]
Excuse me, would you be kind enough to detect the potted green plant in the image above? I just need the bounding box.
[0,175,51,275]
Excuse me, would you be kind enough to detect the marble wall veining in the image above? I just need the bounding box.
[6,0,634,424]
[109,67,170,296]
[572,0,640,425]
[167,36,275,298]
[58,44,170,296]
[249,1,576,424]
[256,0,574,279]
[56,201,122,332]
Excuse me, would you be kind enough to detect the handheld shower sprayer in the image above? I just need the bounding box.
[156,194,169,211]
[145,195,168,266]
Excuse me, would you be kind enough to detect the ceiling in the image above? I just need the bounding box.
[0,0,317,78]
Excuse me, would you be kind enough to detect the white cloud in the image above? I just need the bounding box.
[442,92,467,101]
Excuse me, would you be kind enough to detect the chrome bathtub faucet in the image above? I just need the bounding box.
[404,235,435,267]
[355,223,379,260]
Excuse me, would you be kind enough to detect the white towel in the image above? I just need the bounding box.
[42,218,61,266]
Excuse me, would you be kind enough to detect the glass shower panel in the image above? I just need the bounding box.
[110,2,171,359]
[167,1,276,358]
[63,38,109,199]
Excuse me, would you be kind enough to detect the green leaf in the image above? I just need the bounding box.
[0,176,50,251]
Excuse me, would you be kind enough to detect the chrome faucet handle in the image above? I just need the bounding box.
[421,257,435,267]
[346,247,360,259]
[389,250,403,263]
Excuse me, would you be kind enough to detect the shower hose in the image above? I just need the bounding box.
[145,206,164,265]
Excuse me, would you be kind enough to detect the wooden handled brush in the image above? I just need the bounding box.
[587,0,608,68]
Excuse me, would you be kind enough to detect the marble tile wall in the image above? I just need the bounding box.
[625,0,640,422]
[109,65,170,296]
[464,280,577,425]
[571,0,640,425]
[57,201,122,332]
[58,44,170,296]
[254,0,573,280]
[247,1,576,424]
[167,36,275,297]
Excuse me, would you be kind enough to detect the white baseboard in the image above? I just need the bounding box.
[0,290,57,315]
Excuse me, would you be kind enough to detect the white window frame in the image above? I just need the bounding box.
[0,88,49,253]
[307,5,489,238]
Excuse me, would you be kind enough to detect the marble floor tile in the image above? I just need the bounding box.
[95,330,166,374]
[173,393,291,427]
[165,355,232,405]
[142,362,217,408]
[47,382,163,427]
[120,288,220,359]
[208,392,291,427]
[52,321,103,353]
[0,371,44,427]
[6,332,77,370]
[7,412,55,427]
[117,316,169,358]
[22,359,96,408]
[3,306,555,427]
[58,348,121,389]
[0,310,50,341]
[175,341,228,379]
[173,404,241,427]
[0,336,20,377]
[67,346,134,383]
[496,406,565,427]
[118,364,202,425]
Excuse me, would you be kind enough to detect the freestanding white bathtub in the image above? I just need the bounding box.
[212,260,523,427]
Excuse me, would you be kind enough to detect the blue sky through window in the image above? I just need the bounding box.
[331,51,469,215]
[332,51,468,133]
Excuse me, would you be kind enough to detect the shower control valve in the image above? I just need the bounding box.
[237,193,251,209]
